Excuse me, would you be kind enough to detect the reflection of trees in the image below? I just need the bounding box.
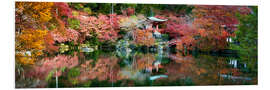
[165,53,252,85]
[26,54,79,80]
[192,55,226,85]
[16,54,79,87]
[165,54,198,81]
[78,56,121,83]
[119,53,155,82]
[17,51,256,87]
[136,53,156,71]
[193,55,253,85]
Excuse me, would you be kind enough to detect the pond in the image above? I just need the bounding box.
[15,49,257,88]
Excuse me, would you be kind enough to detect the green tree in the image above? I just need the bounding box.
[231,6,258,73]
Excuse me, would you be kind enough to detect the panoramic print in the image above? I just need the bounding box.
[15,2,258,88]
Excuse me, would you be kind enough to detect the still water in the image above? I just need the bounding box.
[15,50,257,88]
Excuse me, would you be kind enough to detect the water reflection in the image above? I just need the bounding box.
[15,51,257,88]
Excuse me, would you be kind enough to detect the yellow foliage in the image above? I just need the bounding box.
[16,2,54,23]
[16,29,47,65]
[15,53,35,65]
[17,29,47,50]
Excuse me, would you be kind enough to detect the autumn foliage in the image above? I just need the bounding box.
[74,14,120,43]
[16,2,54,26]
[133,29,155,47]
[15,2,253,65]
[192,5,251,51]
[15,29,47,65]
